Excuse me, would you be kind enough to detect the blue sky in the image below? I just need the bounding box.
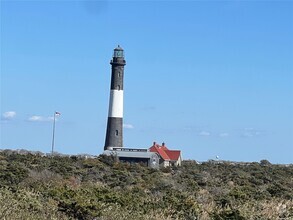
[1,1,292,163]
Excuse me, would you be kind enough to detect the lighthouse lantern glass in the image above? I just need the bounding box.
[114,50,124,58]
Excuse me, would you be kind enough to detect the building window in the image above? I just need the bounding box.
[115,130,118,136]
[118,72,121,77]
[117,85,120,90]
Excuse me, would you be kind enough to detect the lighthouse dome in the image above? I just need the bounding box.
[114,45,123,50]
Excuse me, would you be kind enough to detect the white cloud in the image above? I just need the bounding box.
[219,133,229,137]
[198,131,211,136]
[242,132,254,137]
[28,115,54,122]
[2,111,16,120]
[242,128,262,138]
[244,127,255,132]
[123,123,134,129]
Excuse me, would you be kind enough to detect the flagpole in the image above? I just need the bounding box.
[51,112,56,156]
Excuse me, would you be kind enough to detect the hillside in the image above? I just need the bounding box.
[0,150,292,219]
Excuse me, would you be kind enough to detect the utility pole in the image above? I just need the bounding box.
[51,111,61,156]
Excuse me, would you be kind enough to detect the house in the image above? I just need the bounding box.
[149,142,182,167]
[103,147,160,169]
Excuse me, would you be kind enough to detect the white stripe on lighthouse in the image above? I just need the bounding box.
[108,90,123,118]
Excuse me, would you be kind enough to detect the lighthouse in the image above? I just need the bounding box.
[104,46,126,150]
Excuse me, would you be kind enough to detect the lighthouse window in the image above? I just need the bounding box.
[117,85,120,90]
[115,130,119,136]
[118,72,121,77]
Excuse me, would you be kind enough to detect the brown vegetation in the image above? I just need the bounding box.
[0,151,292,219]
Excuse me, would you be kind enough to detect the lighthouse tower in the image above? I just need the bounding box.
[104,46,126,150]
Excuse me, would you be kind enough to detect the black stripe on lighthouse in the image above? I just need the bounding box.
[104,45,126,150]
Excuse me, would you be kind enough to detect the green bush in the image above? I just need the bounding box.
[0,151,292,219]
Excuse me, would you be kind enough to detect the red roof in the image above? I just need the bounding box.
[165,150,181,161]
[149,142,181,161]
[149,145,170,160]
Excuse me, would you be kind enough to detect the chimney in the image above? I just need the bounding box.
[162,142,165,146]
[153,141,156,146]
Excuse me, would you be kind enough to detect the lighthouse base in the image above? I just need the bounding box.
[104,117,123,150]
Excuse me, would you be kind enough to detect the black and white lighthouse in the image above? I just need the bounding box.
[104,46,126,150]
